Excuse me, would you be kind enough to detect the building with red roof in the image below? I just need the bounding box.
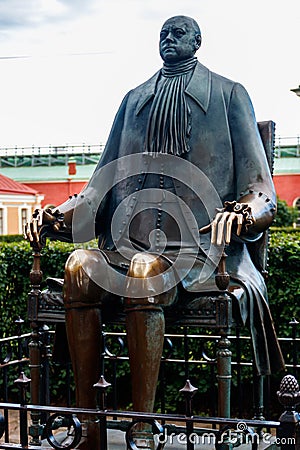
[0,173,44,235]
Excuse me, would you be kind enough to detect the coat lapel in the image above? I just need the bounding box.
[185,62,211,113]
[135,62,211,116]
[135,71,160,115]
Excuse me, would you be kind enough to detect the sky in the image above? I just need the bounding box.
[0,0,299,148]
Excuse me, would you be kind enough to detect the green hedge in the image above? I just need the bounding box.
[0,240,74,337]
[267,230,300,334]
[0,234,24,243]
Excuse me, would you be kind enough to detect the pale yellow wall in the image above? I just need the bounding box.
[7,207,19,235]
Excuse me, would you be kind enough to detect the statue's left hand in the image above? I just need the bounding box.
[199,201,254,245]
[24,208,65,250]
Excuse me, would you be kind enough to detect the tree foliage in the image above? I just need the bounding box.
[275,196,298,227]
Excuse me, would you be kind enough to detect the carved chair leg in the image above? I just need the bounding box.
[216,329,232,418]
[28,248,44,444]
[214,247,232,418]
[28,322,42,445]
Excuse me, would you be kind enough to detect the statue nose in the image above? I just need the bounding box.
[165,32,175,42]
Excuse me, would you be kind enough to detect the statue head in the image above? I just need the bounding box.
[159,15,202,64]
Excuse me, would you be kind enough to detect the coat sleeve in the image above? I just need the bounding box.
[46,91,131,243]
[228,83,276,242]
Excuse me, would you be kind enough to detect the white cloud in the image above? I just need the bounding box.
[0,0,65,31]
[0,0,299,147]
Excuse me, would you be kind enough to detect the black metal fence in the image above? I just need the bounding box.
[0,319,300,449]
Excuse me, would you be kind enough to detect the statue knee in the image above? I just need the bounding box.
[125,252,177,310]
[64,249,108,308]
[128,252,169,278]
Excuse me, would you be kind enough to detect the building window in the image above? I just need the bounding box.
[21,208,28,232]
[0,209,3,235]
[294,198,300,228]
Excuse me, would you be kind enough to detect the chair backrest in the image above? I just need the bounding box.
[257,120,275,175]
[247,120,275,277]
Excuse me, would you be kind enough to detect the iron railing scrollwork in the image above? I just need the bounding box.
[43,413,82,450]
[126,420,165,450]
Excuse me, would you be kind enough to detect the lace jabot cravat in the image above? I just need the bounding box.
[145,57,197,156]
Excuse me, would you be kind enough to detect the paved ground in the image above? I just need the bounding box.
[38,427,278,449]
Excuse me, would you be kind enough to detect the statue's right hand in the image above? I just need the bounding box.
[24,208,63,246]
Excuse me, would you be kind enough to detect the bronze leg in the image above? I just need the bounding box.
[126,307,165,412]
[64,249,111,450]
[65,307,102,409]
[125,253,177,449]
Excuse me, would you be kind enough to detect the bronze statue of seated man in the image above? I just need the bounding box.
[25,15,284,450]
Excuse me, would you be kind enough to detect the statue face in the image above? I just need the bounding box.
[159,16,200,63]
